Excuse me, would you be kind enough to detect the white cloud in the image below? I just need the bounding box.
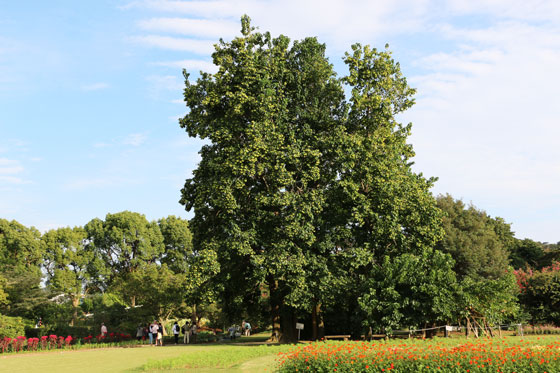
[81,82,110,91]
[146,74,184,99]
[444,0,560,22]
[124,0,433,53]
[130,35,215,54]
[138,17,239,39]
[404,15,560,242]
[122,0,249,18]
[0,158,24,175]
[123,133,148,146]
[0,175,26,185]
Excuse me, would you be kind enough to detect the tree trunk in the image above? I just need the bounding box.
[280,308,297,343]
[192,304,198,327]
[131,295,136,308]
[269,279,281,342]
[311,302,324,341]
[71,296,80,326]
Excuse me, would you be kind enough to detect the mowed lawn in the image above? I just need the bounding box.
[0,341,285,372]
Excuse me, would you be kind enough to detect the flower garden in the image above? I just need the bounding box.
[276,337,560,372]
[0,332,132,354]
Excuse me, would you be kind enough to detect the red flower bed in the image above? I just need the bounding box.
[0,331,132,354]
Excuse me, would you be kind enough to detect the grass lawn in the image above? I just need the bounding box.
[0,333,286,372]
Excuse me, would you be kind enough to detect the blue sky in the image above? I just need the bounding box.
[1,0,559,243]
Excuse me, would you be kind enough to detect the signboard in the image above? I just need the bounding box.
[296,323,304,330]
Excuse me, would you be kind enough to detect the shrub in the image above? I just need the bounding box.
[0,315,25,339]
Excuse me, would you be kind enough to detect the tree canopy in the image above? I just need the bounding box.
[180,16,453,341]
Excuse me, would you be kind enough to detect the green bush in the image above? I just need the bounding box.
[197,331,217,343]
[0,315,26,338]
[49,325,92,338]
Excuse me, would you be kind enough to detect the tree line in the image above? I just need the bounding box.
[0,213,218,337]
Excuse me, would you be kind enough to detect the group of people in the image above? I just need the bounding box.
[133,321,198,345]
[133,321,165,346]
[228,320,252,339]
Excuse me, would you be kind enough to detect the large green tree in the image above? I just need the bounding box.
[180,17,454,341]
[180,16,346,341]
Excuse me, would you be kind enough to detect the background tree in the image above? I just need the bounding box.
[515,262,560,325]
[85,211,164,307]
[158,216,219,326]
[509,238,545,270]
[0,219,46,319]
[435,194,518,325]
[42,226,92,325]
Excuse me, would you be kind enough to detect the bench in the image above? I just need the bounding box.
[324,335,351,341]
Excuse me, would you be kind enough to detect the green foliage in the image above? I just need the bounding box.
[180,16,451,340]
[42,226,92,324]
[517,263,560,325]
[0,315,26,338]
[0,267,48,319]
[180,15,346,339]
[158,215,193,272]
[359,250,458,333]
[435,194,518,323]
[510,238,545,269]
[0,219,47,319]
[0,219,43,269]
[460,271,519,323]
[0,274,7,306]
[85,211,165,304]
[85,211,165,281]
[436,194,511,280]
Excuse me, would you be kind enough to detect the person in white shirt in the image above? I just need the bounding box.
[150,321,158,345]
[101,323,107,336]
[172,321,180,344]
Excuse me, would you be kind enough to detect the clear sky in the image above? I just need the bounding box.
[1,0,559,243]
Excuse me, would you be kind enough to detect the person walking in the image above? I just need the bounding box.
[172,321,180,344]
[157,322,164,346]
[182,322,190,344]
[136,324,143,341]
[143,324,149,342]
[149,320,158,345]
